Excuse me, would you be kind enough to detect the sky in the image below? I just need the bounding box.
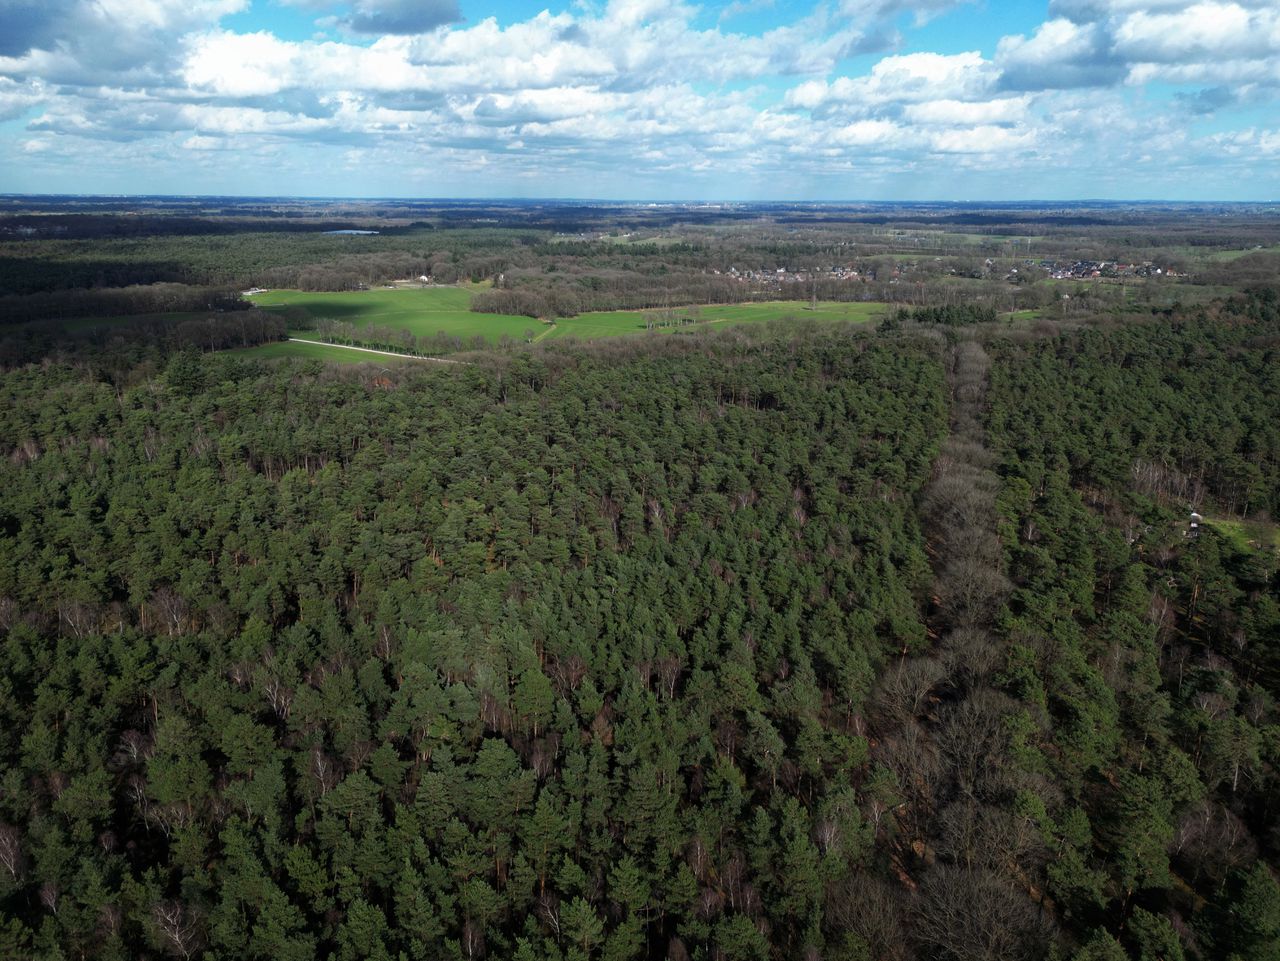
[0,0,1278,200]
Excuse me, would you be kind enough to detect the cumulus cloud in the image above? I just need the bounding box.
[786,51,996,113]
[1003,0,1280,94]
[0,0,249,84]
[0,0,1277,196]
[996,18,1124,90]
[1113,1,1279,62]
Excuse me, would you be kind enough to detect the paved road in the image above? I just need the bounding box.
[287,338,466,364]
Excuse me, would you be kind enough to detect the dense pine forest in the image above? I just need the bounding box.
[1,329,951,960]
[1,210,1279,961]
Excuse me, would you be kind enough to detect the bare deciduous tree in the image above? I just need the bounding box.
[152,900,204,960]
[913,866,1051,961]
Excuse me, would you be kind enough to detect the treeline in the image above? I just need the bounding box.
[258,254,449,293]
[472,269,1020,320]
[0,330,950,960]
[472,271,767,318]
[906,304,999,326]
[0,230,542,296]
[0,284,248,325]
[0,310,284,375]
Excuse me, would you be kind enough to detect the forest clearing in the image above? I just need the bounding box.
[241,286,888,359]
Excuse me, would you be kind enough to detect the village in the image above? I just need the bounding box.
[1019,258,1184,280]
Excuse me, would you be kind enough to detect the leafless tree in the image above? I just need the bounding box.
[934,691,1018,803]
[913,866,1051,961]
[152,900,205,960]
[824,875,912,961]
[0,824,24,881]
[938,628,1003,694]
[871,657,947,729]
[1172,800,1257,887]
[935,801,1048,876]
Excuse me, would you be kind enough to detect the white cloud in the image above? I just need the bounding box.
[903,96,1029,125]
[996,18,1124,90]
[0,77,47,121]
[929,124,1037,154]
[181,134,223,150]
[1113,1,1278,62]
[786,51,996,110]
[184,31,300,97]
[93,0,248,31]
[832,118,903,146]
[1000,0,1280,95]
[0,0,1278,197]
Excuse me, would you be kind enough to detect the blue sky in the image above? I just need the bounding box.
[0,0,1278,200]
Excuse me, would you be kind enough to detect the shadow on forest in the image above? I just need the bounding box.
[0,257,195,296]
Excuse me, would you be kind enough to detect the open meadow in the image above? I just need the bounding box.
[243,286,887,359]
[248,286,537,342]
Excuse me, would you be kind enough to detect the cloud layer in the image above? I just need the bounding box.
[0,0,1277,198]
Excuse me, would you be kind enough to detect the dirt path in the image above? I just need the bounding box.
[287,338,467,364]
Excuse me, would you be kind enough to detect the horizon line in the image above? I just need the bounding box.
[2,192,1278,207]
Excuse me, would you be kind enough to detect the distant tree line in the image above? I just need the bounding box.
[313,319,495,357]
[0,311,284,376]
[0,284,248,325]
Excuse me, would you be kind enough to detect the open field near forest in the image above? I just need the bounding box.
[249,286,537,342]
[241,287,888,359]
[1206,243,1280,261]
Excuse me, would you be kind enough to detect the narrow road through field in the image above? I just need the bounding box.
[287,338,467,364]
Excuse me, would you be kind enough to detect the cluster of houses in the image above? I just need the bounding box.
[1018,259,1183,281]
[712,265,866,289]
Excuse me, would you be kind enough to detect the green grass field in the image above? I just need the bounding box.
[239,288,887,360]
[1206,244,1280,262]
[249,287,538,342]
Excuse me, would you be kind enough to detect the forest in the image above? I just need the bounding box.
[0,200,1278,961]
